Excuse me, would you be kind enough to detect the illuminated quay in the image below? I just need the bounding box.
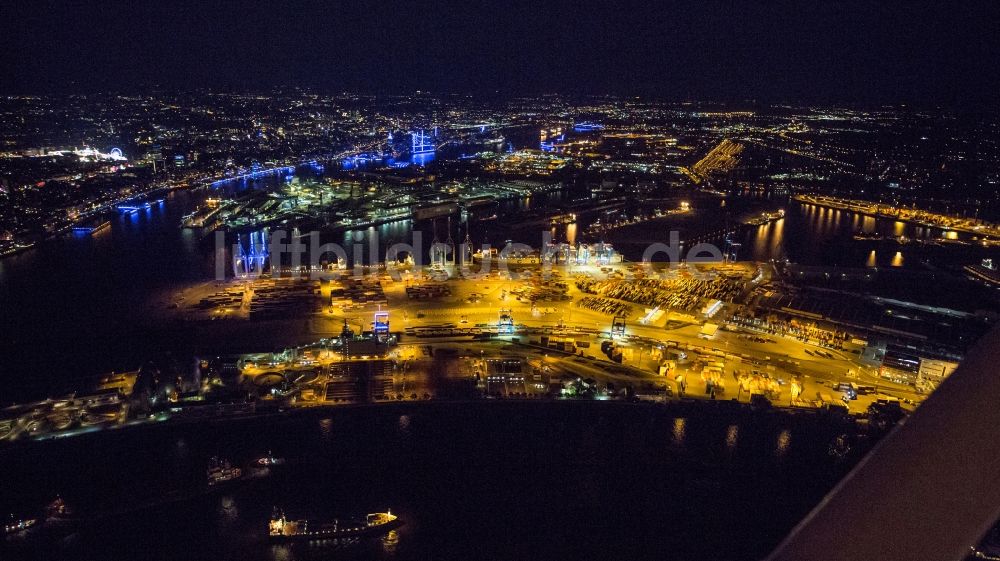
[794,194,1000,241]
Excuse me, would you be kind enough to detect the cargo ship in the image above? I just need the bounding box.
[268,508,402,541]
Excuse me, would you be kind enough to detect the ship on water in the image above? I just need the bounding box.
[268,508,402,541]
[256,451,285,467]
[549,213,576,225]
[966,258,1000,287]
[4,515,37,536]
[206,457,242,486]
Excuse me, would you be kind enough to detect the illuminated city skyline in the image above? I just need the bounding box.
[2,3,1000,561]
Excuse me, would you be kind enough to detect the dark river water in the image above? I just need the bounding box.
[1,401,871,561]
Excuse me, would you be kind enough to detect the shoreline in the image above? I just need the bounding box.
[794,194,1000,240]
[4,390,874,451]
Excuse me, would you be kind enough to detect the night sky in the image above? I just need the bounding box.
[2,0,999,104]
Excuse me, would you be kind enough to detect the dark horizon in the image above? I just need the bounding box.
[2,1,999,106]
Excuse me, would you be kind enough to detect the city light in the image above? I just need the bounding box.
[1,9,998,558]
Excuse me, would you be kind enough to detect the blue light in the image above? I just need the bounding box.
[234,230,270,277]
[117,199,159,213]
[342,153,386,169]
[573,122,605,132]
[374,311,389,334]
[210,164,295,186]
[411,152,435,166]
[411,130,435,155]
